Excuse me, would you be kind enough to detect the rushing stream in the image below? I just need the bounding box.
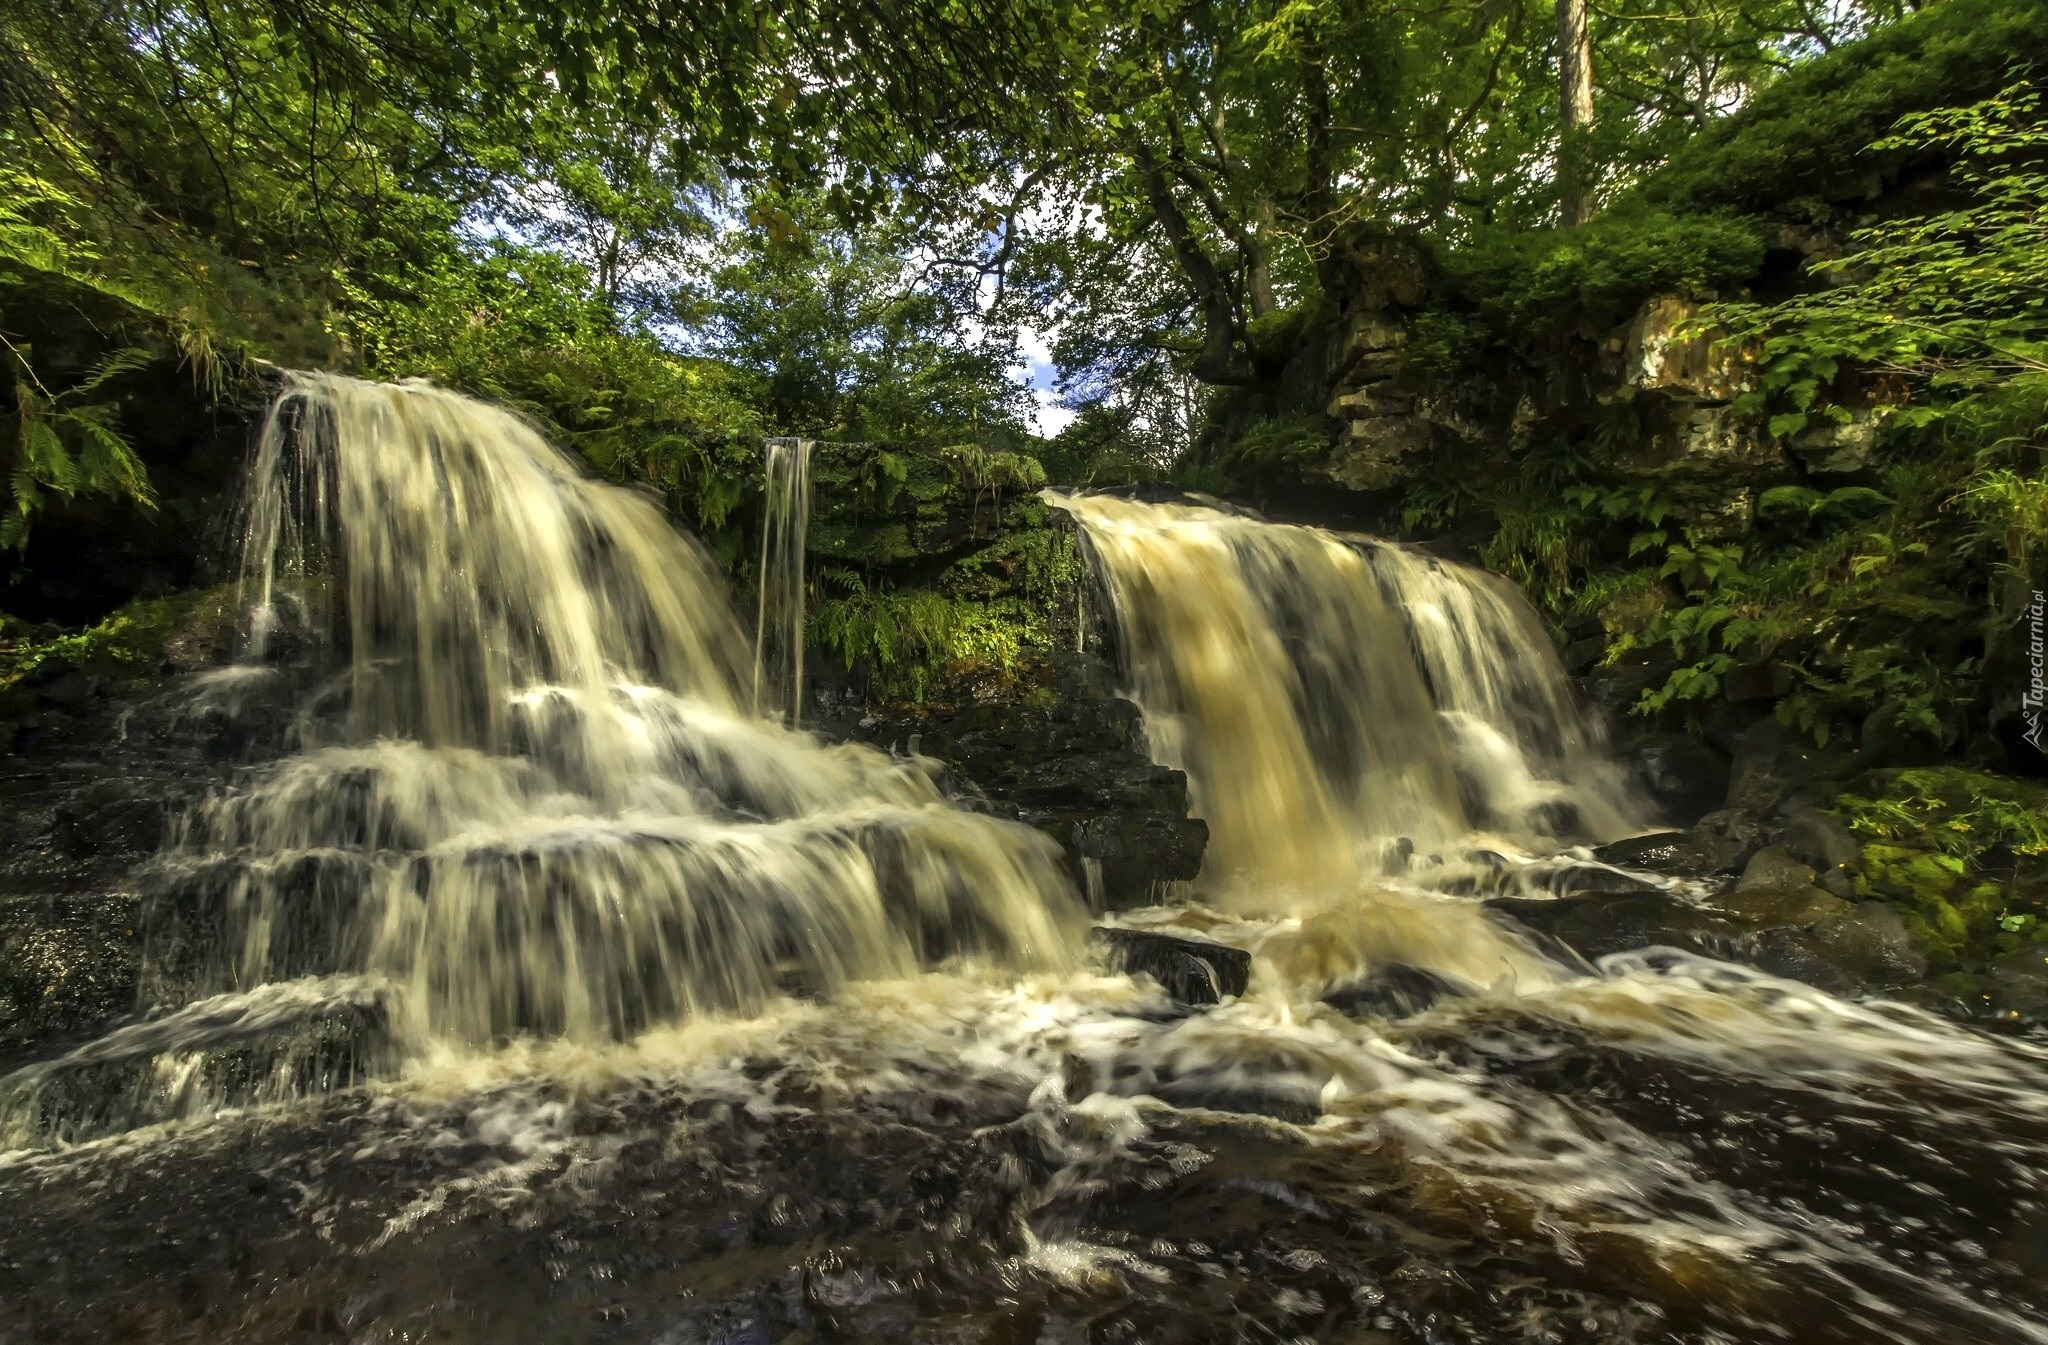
[2,375,2046,1344]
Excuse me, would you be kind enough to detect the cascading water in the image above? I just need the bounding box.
[753,436,813,725]
[7,418,2048,1345]
[1052,490,1636,897]
[0,374,1077,1142]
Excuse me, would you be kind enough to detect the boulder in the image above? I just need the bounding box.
[1487,891,1748,963]
[1719,846,1852,925]
[1593,829,1718,880]
[1780,807,1860,874]
[1322,963,1467,1019]
[1625,733,1731,827]
[1094,927,1251,1006]
[1693,808,1767,873]
[1754,903,1928,994]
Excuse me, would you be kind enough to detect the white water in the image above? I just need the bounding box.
[2,376,1079,1145]
[1051,491,1636,900]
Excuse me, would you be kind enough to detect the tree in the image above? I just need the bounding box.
[1557,0,1595,225]
[679,192,1030,443]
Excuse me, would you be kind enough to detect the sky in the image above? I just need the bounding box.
[1018,325,1077,437]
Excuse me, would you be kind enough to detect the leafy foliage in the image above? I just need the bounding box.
[1838,768,2048,965]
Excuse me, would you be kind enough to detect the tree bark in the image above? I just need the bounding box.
[1556,0,1594,226]
[1130,140,1253,385]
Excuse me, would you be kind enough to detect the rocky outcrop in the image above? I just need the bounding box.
[788,441,1211,907]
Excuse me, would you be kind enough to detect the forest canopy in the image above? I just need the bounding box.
[0,0,2029,531]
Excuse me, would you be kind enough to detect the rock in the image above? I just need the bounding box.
[1736,845,1817,893]
[1720,846,1851,925]
[1326,413,1433,492]
[1721,715,1854,818]
[1789,413,1882,474]
[1722,662,1794,703]
[1754,904,1928,994]
[1322,963,1466,1019]
[1068,813,1209,910]
[1693,808,1766,873]
[1624,297,1754,402]
[1780,807,1860,874]
[1094,927,1251,1006]
[1593,830,1718,880]
[1810,903,1926,983]
[1983,949,2048,1021]
[1625,732,1731,827]
[1487,892,1748,963]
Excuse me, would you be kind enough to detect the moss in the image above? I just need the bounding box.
[1641,0,2048,216]
[1838,768,2048,968]
[0,585,235,690]
[1439,207,1768,349]
[809,584,1057,704]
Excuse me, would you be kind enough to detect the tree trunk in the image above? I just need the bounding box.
[1556,0,1594,226]
[1246,198,1277,319]
[1130,141,1253,385]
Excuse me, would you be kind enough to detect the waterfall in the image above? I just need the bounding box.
[67,377,1081,1090]
[754,436,813,725]
[1051,491,1636,897]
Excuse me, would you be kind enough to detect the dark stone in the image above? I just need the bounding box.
[1982,949,2048,1021]
[1722,662,1795,703]
[1624,732,1731,828]
[1093,927,1251,1006]
[1486,892,1749,963]
[1752,905,1928,995]
[1322,963,1468,1018]
[1692,807,1767,873]
[1780,807,1861,875]
[1592,830,1717,880]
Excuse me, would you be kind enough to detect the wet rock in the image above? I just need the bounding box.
[52,776,171,860]
[1624,732,1730,827]
[1322,963,1467,1018]
[1693,808,1767,873]
[1067,813,1208,909]
[1094,927,1251,1006]
[1780,807,1860,875]
[1982,949,2048,1020]
[1592,829,1717,880]
[1720,847,1851,926]
[1487,891,1748,963]
[829,686,1210,909]
[1735,845,1816,893]
[1753,904,1928,995]
[1541,863,1656,897]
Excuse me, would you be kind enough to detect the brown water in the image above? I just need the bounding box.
[1,377,2045,1345]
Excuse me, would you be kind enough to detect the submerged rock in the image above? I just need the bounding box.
[1488,892,1748,963]
[1094,927,1251,1006]
[1322,963,1467,1018]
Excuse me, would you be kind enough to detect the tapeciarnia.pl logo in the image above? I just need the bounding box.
[2026,588,2046,754]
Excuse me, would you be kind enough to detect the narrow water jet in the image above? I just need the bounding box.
[754,436,814,725]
